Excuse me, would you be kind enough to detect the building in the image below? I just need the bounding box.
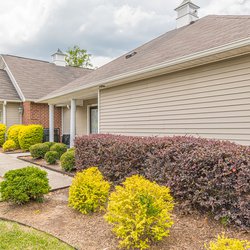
[15,1,250,146]
[0,49,92,141]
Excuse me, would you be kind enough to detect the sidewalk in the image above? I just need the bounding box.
[0,153,72,190]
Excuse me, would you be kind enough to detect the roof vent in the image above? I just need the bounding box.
[125,51,137,59]
[175,0,200,29]
[51,49,66,66]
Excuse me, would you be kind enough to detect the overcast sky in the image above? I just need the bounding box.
[0,0,249,67]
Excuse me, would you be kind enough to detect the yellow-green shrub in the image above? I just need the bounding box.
[18,125,43,151]
[7,125,25,148]
[0,124,6,146]
[205,234,250,250]
[105,175,174,250]
[3,140,17,152]
[68,167,110,214]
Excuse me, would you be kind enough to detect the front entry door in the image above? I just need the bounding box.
[90,106,98,134]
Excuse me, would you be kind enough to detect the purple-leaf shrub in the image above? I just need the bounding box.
[75,134,250,229]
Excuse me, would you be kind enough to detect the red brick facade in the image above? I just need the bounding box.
[22,102,62,138]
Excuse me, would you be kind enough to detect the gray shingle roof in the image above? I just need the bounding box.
[0,70,20,101]
[43,15,250,100]
[2,55,92,100]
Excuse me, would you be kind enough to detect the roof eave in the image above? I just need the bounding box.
[38,37,250,103]
[1,55,26,102]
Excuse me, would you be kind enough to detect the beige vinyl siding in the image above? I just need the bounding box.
[99,55,250,145]
[6,102,21,127]
[62,98,97,135]
[62,107,70,134]
[0,104,3,123]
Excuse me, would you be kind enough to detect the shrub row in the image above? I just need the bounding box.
[0,124,6,146]
[18,125,43,150]
[1,124,44,151]
[30,142,75,171]
[75,134,250,229]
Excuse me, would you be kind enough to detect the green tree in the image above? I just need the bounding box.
[65,45,93,68]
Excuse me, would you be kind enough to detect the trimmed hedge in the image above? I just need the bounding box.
[43,142,56,149]
[44,151,59,165]
[0,124,6,146]
[69,167,110,214]
[50,143,67,158]
[105,175,174,249]
[3,139,17,152]
[18,125,43,151]
[30,143,50,159]
[60,150,75,172]
[205,234,250,250]
[0,166,50,204]
[7,125,25,148]
[75,134,250,229]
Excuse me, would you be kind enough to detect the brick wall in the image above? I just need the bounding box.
[22,101,62,137]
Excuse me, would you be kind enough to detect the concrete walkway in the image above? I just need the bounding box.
[0,153,72,190]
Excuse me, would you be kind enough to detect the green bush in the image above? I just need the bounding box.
[68,147,75,152]
[3,140,17,152]
[18,125,43,151]
[0,166,50,204]
[105,175,174,250]
[0,124,6,146]
[30,143,50,159]
[50,143,67,158]
[7,125,25,148]
[205,234,250,250]
[44,151,59,165]
[60,150,75,172]
[43,142,56,149]
[69,167,110,214]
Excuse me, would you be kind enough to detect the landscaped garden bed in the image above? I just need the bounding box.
[18,155,75,177]
[1,132,249,249]
[0,188,249,250]
[75,134,250,230]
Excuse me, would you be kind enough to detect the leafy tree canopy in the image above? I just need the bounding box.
[65,45,93,68]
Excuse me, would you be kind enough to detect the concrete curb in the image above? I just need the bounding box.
[18,156,75,177]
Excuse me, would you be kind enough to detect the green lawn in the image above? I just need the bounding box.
[0,220,74,250]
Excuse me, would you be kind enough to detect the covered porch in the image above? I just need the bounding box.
[0,100,22,126]
[46,87,99,147]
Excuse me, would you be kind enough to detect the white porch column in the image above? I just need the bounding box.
[98,88,100,133]
[49,104,54,142]
[70,99,76,148]
[3,101,7,125]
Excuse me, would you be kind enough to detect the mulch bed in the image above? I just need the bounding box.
[0,189,249,250]
[18,156,75,177]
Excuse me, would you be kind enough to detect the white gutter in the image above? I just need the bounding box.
[0,99,21,103]
[39,37,250,102]
[1,55,25,102]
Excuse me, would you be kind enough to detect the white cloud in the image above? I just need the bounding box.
[91,55,113,67]
[114,5,156,30]
[0,0,249,64]
[200,0,250,16]
[0,0,65,52]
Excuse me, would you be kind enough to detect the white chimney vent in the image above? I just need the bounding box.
[175,0,200,29]
[51,49,66,66]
